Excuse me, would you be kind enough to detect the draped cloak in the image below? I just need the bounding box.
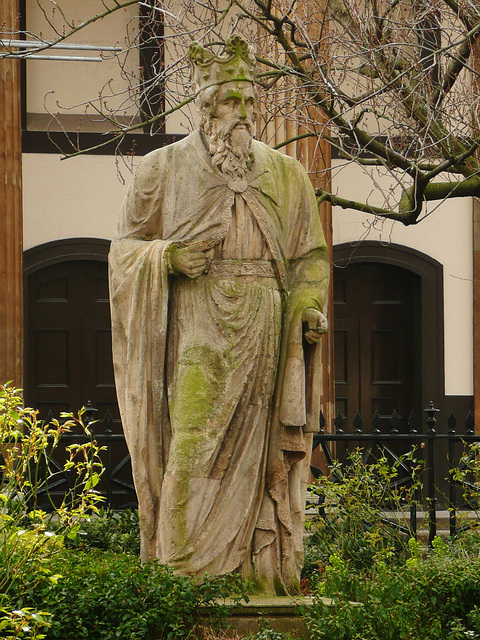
[109,130,329,595]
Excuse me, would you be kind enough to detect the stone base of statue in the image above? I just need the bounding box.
[198,595,333,639]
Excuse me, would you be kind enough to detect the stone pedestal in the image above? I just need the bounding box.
[200,595,333,639]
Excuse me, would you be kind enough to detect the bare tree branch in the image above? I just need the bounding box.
[11,0,480,224]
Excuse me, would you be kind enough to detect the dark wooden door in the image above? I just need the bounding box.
[25,260,119,425]
[24,258,136,508]
[334,262,421,431]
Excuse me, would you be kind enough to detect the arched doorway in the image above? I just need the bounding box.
[333,242,445,431]
[24,239,117,422]
[23,239,135,508]
[334,261,420,429]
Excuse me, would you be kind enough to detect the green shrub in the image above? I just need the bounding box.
[303,448,423,584]
[19,549,246,640]
[302,446,480,638]
[246,619,296,640]
[0,383,105,637]
[451,442,480,513]
[0,606,52,640]
[65,507,140,555]
[0,384,247,639]
[303,541,480,640]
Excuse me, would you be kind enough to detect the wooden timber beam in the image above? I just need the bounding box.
[0,0,23,387]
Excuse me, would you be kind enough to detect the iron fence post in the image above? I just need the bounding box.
[447,412,457,537]
[104,414,113,506]
[408,411,418,538]
[83,400,98,426]
[425,401,439,546]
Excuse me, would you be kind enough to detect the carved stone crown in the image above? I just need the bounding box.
[188,34,256,94]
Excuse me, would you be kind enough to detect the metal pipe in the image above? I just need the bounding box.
[0,38,122,51]
[0,53,103,61]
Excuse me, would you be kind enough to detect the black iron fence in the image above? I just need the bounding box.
[312,403,480,545]
[5,400,480,544]
[32,402,136,510]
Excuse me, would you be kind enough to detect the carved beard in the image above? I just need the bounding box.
[203,118,254,180]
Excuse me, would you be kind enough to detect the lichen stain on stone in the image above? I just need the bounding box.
[222,280,242,299]
[169,344,229,473]
[167,344,231,550]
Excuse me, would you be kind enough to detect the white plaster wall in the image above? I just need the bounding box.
[332,160,473,397]
[23,154,129,249]
[26,1,139,121]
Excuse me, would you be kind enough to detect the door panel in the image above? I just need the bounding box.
[333,317,359,420]
[24,253,135,508]
[334,263,420,431]
[25,260,120,431]
[28,313,83,410]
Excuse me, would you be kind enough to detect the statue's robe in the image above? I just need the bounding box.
[109,130,329,595]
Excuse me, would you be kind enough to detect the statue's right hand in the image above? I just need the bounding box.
[169,245,208,279]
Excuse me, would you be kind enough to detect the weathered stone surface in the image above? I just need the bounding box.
[109,35,329,596]
[199,596,328,639]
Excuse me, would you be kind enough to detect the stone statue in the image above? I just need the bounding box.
[109,34,329,596]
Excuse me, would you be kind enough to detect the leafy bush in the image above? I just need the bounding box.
[246,619,297,640]
[303,538,480,640]
[0,383,105,638]
[301,445,480,639]
[19,549,246,640]
[65,507,140,555]
[451,442,480,513]
[0,606,52,640]
[1,384,248,639]
[303,448,423,584]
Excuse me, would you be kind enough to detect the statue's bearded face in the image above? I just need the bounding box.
[198,81,257,180]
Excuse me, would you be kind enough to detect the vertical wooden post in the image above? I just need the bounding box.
[473,42,480,432]
[474,197,480,431]
[0,0,23,387]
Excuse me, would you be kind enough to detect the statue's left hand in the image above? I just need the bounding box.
[302,308,328,344]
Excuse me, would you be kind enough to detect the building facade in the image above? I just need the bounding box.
[2,0,475,438]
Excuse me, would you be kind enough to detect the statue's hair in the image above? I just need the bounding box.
[196,86,218,131]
